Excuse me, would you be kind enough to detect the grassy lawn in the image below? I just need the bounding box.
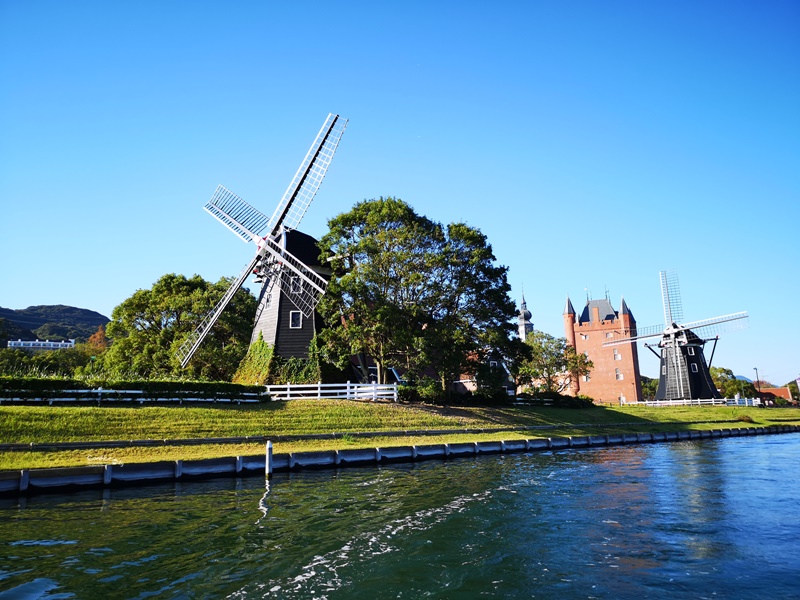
[1,401,798,470]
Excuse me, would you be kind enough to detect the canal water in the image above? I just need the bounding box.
[1,434,799,599]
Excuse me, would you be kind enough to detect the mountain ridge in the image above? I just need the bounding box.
[0,305,110,343]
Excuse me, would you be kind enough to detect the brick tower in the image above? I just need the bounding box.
[563,296,642,404]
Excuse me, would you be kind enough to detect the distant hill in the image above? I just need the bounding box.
[0,305,110,343]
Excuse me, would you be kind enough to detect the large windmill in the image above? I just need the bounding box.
[604,270,747,400]
[177,113,348,368]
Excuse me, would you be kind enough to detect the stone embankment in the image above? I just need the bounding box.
[1,425,798,496]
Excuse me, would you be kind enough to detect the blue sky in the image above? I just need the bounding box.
[1,1,798,385]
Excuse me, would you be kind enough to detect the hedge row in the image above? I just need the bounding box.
[0,376,263,396]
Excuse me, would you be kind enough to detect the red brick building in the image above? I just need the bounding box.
[563,297,643,404]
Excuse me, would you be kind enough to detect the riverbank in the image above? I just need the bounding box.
[2,401,799,470]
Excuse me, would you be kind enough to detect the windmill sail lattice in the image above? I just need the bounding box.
[604,270,747,401]
[177,113,347,369]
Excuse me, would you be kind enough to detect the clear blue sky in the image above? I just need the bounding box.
[1,1,798,385]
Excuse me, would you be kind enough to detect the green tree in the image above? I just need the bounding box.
[640,375,659,400]
[30,347,90,376]
[103,273,257,380]
[0,348,31,375]
[318,197,520,393]
[517,330,593,394]
[319,198,443,385]
[709,366,758,398]
[425,222,523,393]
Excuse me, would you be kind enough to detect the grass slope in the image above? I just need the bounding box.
[2,401,798,470]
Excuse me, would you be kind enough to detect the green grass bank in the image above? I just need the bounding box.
[2,401,798,470]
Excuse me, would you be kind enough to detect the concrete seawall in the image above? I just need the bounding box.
[2,425,798,496]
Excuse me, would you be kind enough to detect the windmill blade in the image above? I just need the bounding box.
[602,324,665,347]
[681,312,749,338]
[177,253,260,368]
[267,113,348,235]
[204,185,271,244]
[660,270,683,325]
[259,236,327,316]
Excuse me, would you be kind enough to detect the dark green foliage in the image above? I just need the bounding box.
[709,367,758,398]
[0,349,32,375]
[640,376,659,400]
[515,390,596,409]
[516,330,592,394]
[787,380,799,402]
[0,347,92,378]
[318,197,520,394]
[0,318,36,341]
[0,375,262,398]
[233,334,275,385]
[235,336,324,385]
[103,273,257,380]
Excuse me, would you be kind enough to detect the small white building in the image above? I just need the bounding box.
[7,339,76,350]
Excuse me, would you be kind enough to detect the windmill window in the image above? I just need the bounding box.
[662,366,667,375]
[615,368,623,380]
[606,332,613,339]
[688,347,695,356]
[690,363,699,373]
[613,348,622,361]
[289,311,302,329]
[583,374,590,382]
[580,334,588,340]
[290,277,301,294]
[489,360,498,368]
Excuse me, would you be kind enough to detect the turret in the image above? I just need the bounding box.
[518,293,534,341]
[563,296,576,348]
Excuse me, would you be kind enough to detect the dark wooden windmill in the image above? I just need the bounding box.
[604,270,747,400]
[177,113,347,368]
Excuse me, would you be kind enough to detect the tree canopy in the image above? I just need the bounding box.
[103,273,257,380]
[516,330,593,394]
[709,367,758,398]
[317,197,521,392]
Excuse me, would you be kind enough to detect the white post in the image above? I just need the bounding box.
[347,381,352,400]
[266,441,273,476]
[318,381,322,400]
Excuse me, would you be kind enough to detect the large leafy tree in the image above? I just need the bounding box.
[709,366,758,398]
[318,197,520,392]
[318,198,441,384]
[517,330,593,394]
[426,222,523,391]
[103,273,256,380]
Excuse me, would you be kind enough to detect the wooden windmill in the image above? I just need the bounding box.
[604,270,747,400]
[177,113,348,368]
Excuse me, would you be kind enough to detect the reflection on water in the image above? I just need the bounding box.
[1,435,799,599]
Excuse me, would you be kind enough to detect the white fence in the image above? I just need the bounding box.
[264,381,398,402]
[622,398,762,407]
[1,382,399,404]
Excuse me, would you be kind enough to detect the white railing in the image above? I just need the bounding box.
[1,383,399,404]
[264,381,398,402]
[622,397,762,407]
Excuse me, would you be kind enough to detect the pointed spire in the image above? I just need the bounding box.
[563,296,576,316]
[518,291,533,341]
[620,296,635,322]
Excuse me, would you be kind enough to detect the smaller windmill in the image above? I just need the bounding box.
[177,113,348,368]
[604,270,747,400]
